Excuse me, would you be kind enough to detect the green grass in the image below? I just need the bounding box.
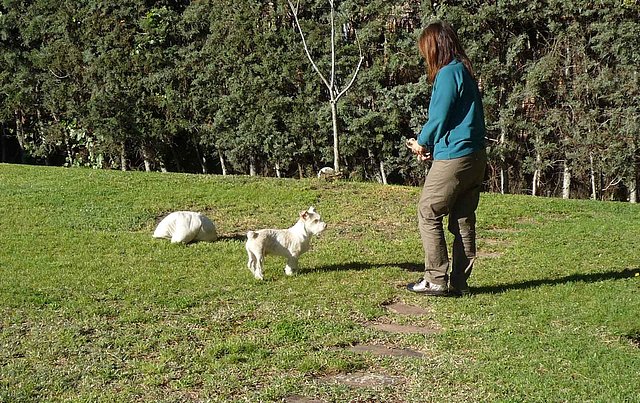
[1,163,639,402]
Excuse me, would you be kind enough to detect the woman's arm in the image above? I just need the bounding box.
[417,67,458,147]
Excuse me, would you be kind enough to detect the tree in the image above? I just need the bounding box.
[288,0,364,172]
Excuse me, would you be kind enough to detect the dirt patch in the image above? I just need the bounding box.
[347,344,425,358]
[516,217,538,225]
[486,227,520,234]
[477,251,503,259]
[284,395,325,403]
[320,371,404,387]
[365,322,441,335]
[383,302,431,315]
[477,237,510,259]
[480,238,513,247]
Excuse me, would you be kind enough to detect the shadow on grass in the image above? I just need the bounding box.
[217,233,246,242]
[307,261,423,273]
[306,263,639,296]
[472,267,640,295]
[626,332,640,349]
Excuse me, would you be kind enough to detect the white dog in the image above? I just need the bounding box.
[317,166,335,178]
[153,211,218,244]
[245,207,326,280]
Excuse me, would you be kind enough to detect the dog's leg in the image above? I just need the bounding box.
[246,241,261,277]
[284,256,298,276]
[254,253,264,280]
[247,249,256,276]
[245,237,264,280]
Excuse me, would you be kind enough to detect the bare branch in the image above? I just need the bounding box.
[335,30,364,101]
[602,177,623,191]
[49,69,69,79]
[329,0,335,89]
[287,0,331,91]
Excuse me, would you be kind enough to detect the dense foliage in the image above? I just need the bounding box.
[1,0,639,199]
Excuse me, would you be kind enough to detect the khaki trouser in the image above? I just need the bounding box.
[417,148,487,289]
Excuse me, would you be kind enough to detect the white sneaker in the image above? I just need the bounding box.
[406,278,449,296]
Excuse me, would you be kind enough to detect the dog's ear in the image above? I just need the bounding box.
[308,206,316,214]
[300,210,308,219]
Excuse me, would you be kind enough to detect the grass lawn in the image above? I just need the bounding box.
[1,163,639,402]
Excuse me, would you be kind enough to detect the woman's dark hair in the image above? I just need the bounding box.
[418,21,474,83]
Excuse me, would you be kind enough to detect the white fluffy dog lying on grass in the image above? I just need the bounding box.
[153,211,218,244]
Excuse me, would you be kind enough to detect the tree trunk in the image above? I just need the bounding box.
[38,109,53,166]
[120,142,127,171]
[379,159,387,185]
[562,160,571,199]
[330,100,339,172]
[499,125,508,194]
[561,46,571,200]
[219,150,227,176]
[298,163,304,179]
[15,110,26,163]
[500,168,508,194]
[1,123,5,163]
[589,153,597,200]
[532,151,541,196]
[201,154,208,174]
[249,155,256,176]
[629,175,637,203]
[142,146,152,172]
[193,144,208,174]
[630,139,638,203]
[275,160,281,178]
[64,132,73,167]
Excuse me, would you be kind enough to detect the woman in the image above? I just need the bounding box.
[406,21,486,297]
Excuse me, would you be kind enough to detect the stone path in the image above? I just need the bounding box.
[320,372,404,387]
[365,322,440,335]
[283,395,325,403]
[384,301,431,315]
[347,344,424,358]
[284,301,435,402]
[367,301,441,335]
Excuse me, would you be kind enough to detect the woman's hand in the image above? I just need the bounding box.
[406,138,433,161]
